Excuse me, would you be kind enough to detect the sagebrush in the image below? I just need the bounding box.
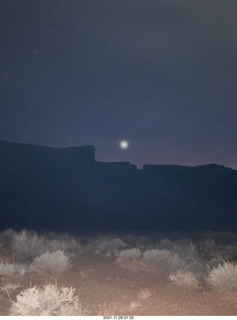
[169,270,200,287]
[10,284,85,316]
[28,250,72,275]
[207,261,237,291]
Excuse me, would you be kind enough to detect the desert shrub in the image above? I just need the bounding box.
[9,285,85,316]
[169,270,200,287]
[121,233,138,246]
[12,230,47,262]
[41,231,82,253]
[142,249,187,273]
[94,238,127,256]
[159,238,174,250]
[173,242,199,262]
[211,245,237,263]
[207,261,237,291]
[12,229,80,263]
[28,250,72,275]
[199,238,216,258]
[173,242,206,275]
[115,248,145,271]
[0,228,16,248]
[46,237,81,253]
[136,236,153,250]
[200,241,228,263]
[157,238,200,262]
[185,261,207,275]
[116,248,142,264]
[83,236,127,256]
[0,262,26,277]
[198,233,237,263]
[0,282,21,292]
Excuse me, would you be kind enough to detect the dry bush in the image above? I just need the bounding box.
[47,238,80,253]
[207,261,237,291]
[142,249,187,273]
[84,236,127,256]
[169,270,200,287]
[0,282,21,292]
[173,242,200,262]
[40,231,82,253]
[12,230,48,262]
[121,233,138,246]
[28,250,72,276]
[12,229,80,263]
[96,238,127,256]
[199,233,237,263]
[0,262,26,277]
[136,236,153,250]
[9,284,85,316]
[159,238,174,250]
[116,248,142,263]
[115,248,154,272]
[0,229,16,248]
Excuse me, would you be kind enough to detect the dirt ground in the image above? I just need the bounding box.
[1,252,237,316]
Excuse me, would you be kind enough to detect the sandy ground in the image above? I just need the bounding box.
[1,252,237,316]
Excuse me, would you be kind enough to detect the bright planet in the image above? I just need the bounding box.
[120,140,129,149]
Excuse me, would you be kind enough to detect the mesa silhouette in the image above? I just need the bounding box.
[1,140,237,232]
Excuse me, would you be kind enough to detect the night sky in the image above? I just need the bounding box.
[1,0,237,169]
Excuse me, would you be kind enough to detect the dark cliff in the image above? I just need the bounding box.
[0,141,237,232]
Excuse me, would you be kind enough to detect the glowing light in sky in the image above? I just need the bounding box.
[120,140,129,149]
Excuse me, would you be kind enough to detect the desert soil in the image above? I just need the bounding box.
[1,253,237,316]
